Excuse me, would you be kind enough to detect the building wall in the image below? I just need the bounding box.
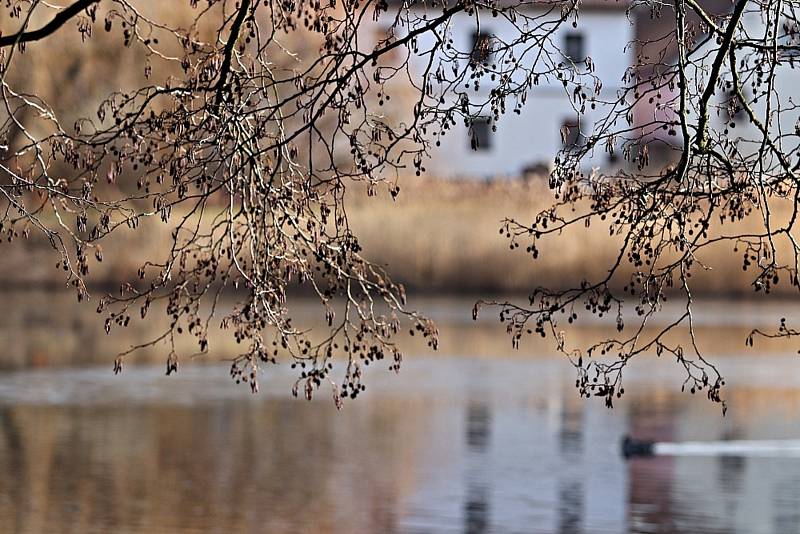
[385,8,636,178]
[684,10,800,162]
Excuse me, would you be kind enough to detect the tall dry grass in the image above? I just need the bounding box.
[349,176,800,297]
[2,3,795,298]
[0,175,796,298]
[347,177,617,293]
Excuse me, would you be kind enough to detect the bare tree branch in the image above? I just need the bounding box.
[0,0,100,48]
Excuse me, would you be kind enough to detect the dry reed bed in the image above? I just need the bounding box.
[0,177,797,298]
[350,177,800,297]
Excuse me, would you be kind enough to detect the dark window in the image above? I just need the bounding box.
[564,33,585,64]
[560,119,583,150]
[469,117,493,151]
[727,92,745,123]
[726,88,750,123]
[470,31,494,65]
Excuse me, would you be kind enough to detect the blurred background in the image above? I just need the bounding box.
[3,1,800,533]
[3,294,800,533]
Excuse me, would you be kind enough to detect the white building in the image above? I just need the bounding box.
[684,7,800,162]
[628,3,800,168]
[366,0,636,179]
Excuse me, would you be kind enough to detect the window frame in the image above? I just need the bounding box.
[563,32,586,65]
[470,30,495,66]
[560,118,584,151]
[469,116,494,152]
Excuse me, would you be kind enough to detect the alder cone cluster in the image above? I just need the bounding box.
[1,0,799,410]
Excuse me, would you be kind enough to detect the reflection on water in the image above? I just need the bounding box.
[3,290,800,369]
[1,355,800,533]
[3,296,800,533]
[464,402,491,534]
[557,399,583,534]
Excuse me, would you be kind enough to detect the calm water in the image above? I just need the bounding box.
[2,297,800,533]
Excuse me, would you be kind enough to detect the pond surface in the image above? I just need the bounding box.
[1,297,800,533]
